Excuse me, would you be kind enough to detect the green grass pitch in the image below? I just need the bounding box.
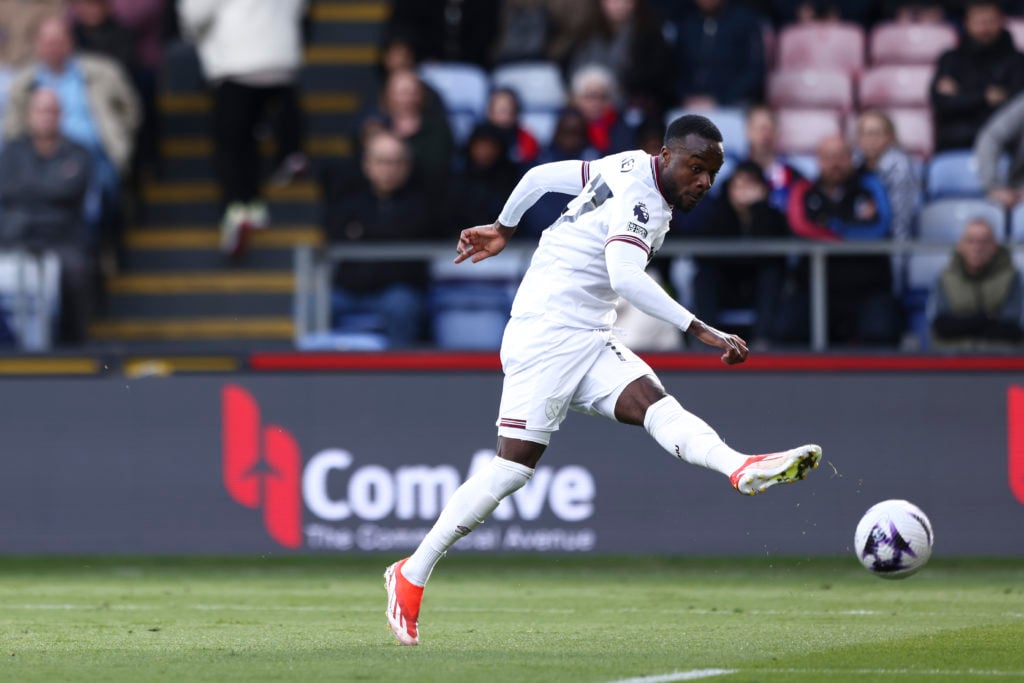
[0,556,1022,682]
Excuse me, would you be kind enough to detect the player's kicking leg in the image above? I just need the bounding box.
[639,391,820,496]
[728,444,822,495]
[384,558,422,645]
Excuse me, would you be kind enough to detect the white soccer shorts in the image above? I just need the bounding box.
[496,315,658,445]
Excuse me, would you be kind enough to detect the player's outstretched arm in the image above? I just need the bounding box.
[687,318,748,365]
[454,222,516,264]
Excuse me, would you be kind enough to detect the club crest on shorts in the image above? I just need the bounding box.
[545,398,566,421]
[632,202,649,223]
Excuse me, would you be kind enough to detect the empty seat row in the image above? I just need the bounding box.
[775,18,1024,73]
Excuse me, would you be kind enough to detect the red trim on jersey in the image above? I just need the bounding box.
[500,418,527,429]
[606,234,651,254]
[650,155,671,204]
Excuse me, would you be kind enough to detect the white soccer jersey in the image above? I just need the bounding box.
[497,150,679,330]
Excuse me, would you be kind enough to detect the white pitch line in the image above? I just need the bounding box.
[607,669,736,683]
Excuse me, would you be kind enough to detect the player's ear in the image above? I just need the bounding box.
[659,146,671,164]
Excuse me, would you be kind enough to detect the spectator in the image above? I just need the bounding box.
[569,63,633,154]
[0,88,93,344]
[535,106,600,164]
[974,90,1024,209]
[566,0,676,114]
[386,0,500,68]
[485,87,540,165]
[492,0,553,65]
[448,123,523,232]
[322,131,442,348]
[785,135,903,346]
[5,16,139,249]
[520,106,600,237]
[855,110,920,243]
[178,0,310,258]
[929,218,1023,350]
[0,0,65,67]
[70,0,135,71]
[693,161,789,345]
[930,0,1024,152]
[360,67,455,197]
[673,0,766,108]
[108,0,167,178]
[743,103,803,212]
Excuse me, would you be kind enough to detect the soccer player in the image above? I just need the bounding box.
[385,114,821,646]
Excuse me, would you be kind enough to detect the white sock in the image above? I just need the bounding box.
[402,456,534,587]
[643,395,748,476]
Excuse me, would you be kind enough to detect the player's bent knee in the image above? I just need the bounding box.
[496,435,548,468]
[614,375,668,425]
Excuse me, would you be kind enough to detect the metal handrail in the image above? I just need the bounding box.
[293,239,1019,351]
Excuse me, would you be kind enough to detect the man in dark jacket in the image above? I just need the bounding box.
[673,0,766,107]
[0,88,93,344]
[785,135,903,346]
[322,130,442,347]
[929,218,1023,350]
[930,0,1024,152]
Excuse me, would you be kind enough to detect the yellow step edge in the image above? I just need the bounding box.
[0,358,100,375]
[125,227,323,250]
[305,45,378,66]
[125,356,240,377]
[160,135,351,158]
[311,2,389,22]
[158,92,360,115]
[108,272,295,295]
[90,317,294,340]
[143,181,320,203]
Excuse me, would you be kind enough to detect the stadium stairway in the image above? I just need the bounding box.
[88,0,386,351]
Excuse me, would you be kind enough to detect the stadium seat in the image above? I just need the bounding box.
[1008,17,1024,51]
[786,153,819,180]
[0,250,60,351]
[883,108,934,159]
[429,253,524,350]
[490,61,567,112]
[924,150,983,199]
[916,198,1006,242]
[767,68,854,112]
[418,62,490,144]
[774,108,843,155]
[777,22,865,74]
[868,21,958,65]
[858,65,934,109]
[666,106,748,159]
[1010,202,1024,242]
[520,110,559,147]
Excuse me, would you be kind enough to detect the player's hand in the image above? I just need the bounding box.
[455,222,513,264]
[688,319,749,365]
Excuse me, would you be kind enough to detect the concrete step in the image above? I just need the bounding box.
[90,316,294,341]
[123,226,321,270]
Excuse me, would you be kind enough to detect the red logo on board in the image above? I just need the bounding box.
[222,385,302,548]
[1010,386,1024,505]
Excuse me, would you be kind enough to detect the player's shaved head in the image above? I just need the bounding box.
[664,114,723,148]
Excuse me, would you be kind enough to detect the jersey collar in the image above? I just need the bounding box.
[650,155,672,207]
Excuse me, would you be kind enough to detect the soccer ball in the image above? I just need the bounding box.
[854,499,934,579]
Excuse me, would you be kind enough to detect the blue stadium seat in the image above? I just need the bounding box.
[924,150,1010,200]
[490,61,567,112]
[429,255,523,350]
[419,62,490,144]
[665,107,748,160]
[1010,203,1024,242]
[916,198,1006,242]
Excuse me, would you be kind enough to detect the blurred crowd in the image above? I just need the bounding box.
[0,0,1022,352]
